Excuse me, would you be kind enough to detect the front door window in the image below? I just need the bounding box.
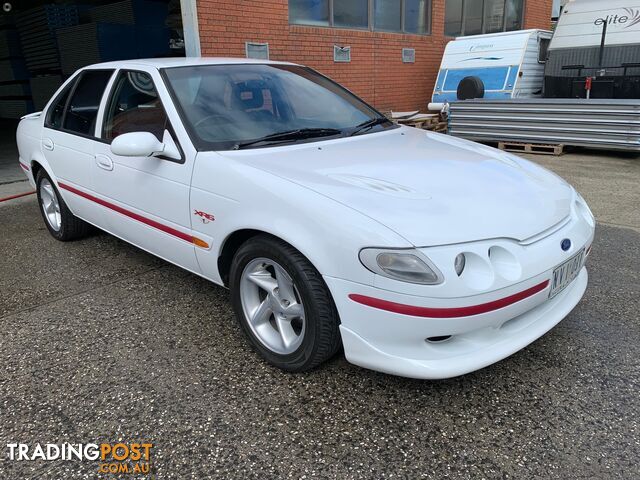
[102,70,169,142]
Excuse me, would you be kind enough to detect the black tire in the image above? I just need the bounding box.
[229,235,341,372]
[457,76,485,100]
[35,169,91,241]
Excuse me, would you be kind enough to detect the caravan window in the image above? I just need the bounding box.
[538,38,550,63]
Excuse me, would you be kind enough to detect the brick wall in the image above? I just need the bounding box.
[197,0,553,112]
[523,0,553,30]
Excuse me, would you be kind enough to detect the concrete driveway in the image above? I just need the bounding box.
[0,149,639,479]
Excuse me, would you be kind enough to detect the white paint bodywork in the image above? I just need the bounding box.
[16,58,595,379]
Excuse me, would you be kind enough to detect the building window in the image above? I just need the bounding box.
[289,0,431,34]
[374,0,402,32]
[334,0,369,28]
[289,0,330,26]
[505,0,524,31]
[404,0,430,34]
[444,0,524,37]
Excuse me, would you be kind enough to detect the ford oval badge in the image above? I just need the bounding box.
[561,239,571,251]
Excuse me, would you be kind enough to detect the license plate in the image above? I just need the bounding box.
[549,249,585,298]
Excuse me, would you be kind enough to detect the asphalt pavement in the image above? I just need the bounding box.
[0,150,639,479]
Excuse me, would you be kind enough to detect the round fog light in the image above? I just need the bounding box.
[454,253,466,276]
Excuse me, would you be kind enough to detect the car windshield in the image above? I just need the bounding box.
[162,64,394,150]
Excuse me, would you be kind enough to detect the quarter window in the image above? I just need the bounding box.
[102,71,169,142]
[289,0,431,34]
[62,70,113,136]
[45,82,74,129]
[444,0,524,37]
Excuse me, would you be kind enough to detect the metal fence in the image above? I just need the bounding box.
[448,98,640,151]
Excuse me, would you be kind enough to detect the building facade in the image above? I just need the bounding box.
[195,0,553,112]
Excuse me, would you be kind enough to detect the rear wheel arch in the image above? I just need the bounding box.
[29,157,56,187]
[30,160,44,182]
[34,168,91,241]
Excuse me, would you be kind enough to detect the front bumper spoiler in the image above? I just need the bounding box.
[331,268,588,380]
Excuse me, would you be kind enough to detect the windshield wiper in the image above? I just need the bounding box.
[349,117,391,136]
[233,128,342,149]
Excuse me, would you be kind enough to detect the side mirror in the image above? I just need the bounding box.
[111,132,165,157]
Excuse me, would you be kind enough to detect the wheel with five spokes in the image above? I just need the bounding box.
[36,169,91,241]
[230,235,341,372]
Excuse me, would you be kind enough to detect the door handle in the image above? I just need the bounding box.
[95,154,114,171]
[42,138,54,151]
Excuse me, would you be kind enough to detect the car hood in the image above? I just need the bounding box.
[223,127,573,246]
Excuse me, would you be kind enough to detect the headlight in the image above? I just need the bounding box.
[359,248,443,285]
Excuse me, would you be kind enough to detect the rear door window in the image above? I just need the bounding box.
[62,70,114,136]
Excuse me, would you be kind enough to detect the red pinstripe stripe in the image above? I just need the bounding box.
[348,280,550,318]
[58,182,195,244]
[19,162,30,172]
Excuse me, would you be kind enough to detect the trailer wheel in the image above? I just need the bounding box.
[457,76,485,100]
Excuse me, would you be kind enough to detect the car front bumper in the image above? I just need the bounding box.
[325,266,588,380]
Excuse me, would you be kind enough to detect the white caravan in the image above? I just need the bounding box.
[544,0,640,98]
[432,29,552,104]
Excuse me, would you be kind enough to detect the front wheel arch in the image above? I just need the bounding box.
[217,229,265,287]
[218,228,326,289]
[228,233,342,371]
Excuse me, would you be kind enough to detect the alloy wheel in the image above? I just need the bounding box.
[239,257,306,355]
[39,178,62,231]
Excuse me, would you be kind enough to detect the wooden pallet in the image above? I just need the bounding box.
[498,141,565,156]
[392,112,448,133]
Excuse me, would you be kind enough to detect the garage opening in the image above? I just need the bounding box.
[1,0,186,183]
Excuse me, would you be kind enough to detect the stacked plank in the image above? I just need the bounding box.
[56,23,137,75]
[390,111,448,133]
[30,75,64,111]
[15,5,79,73]
[57,0,170,74]
[88,0,168,27]
[0,15,32,118]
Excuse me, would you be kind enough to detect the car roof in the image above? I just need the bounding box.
[83,57,299,70]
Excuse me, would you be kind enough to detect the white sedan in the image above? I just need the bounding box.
[16,58,595,379]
